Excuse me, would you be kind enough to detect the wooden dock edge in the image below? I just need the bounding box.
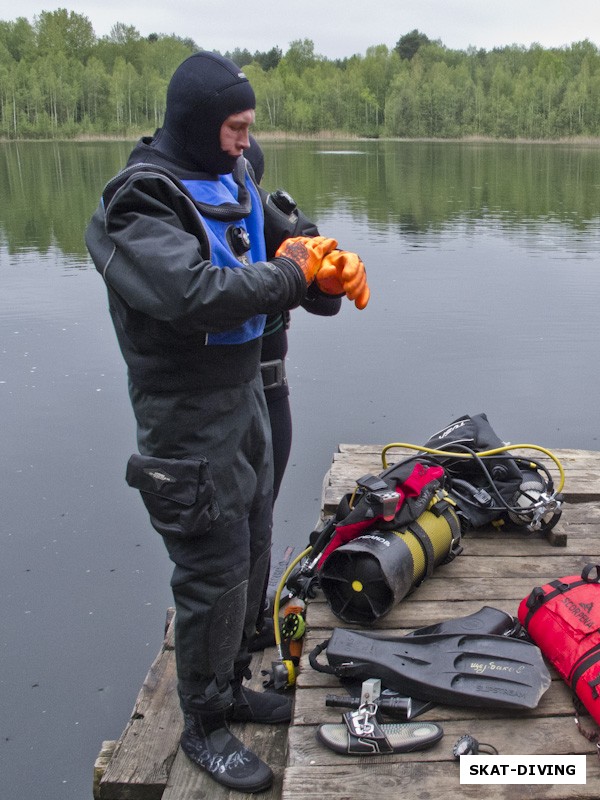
[94,444,600,799]
[93,741,117,799]
[94,612,180,800]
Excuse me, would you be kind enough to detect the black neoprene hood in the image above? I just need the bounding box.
[160,50,256,174]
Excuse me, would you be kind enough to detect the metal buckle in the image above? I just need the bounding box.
[346,703,378,737]
[261,359,286,391]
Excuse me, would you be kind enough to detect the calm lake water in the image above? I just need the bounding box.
[2,139,600,798]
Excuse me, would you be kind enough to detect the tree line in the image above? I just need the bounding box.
[2,10,600,140]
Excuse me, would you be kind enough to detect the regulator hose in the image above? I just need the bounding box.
[380,442,565,494]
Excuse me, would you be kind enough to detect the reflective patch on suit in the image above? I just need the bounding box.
[208,580,248,677]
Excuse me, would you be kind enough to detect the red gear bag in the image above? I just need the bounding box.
[518,563,600,725]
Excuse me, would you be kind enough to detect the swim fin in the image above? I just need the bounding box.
[309,628,551,711]
[324,607,520,719]
[406,605,519,638]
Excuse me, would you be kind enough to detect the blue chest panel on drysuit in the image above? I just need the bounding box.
[182,174,266,345]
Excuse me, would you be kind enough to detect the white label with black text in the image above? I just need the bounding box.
[459,755,586,784]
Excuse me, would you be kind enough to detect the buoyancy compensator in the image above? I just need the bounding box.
[416,413,564,533]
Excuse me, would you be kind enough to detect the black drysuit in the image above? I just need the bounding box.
[86,141,307,712]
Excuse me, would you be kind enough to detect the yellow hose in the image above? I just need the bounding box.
[381,442,565,493]
[273,546,312,657]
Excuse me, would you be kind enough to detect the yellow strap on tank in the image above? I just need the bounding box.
[390,491,460,582]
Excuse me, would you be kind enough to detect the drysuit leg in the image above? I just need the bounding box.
[128,375,273,712]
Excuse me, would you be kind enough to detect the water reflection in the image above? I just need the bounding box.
[263,140,600,235]
[3,140,599,261]
[1,141,132,258]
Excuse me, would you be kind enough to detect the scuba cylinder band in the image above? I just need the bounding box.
[318,491,461,624]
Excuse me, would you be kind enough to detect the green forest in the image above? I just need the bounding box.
[2,9,600,140]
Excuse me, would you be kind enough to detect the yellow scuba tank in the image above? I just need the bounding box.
[319,490,461,624]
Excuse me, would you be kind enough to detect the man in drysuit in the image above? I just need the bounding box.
[85,50,369,793]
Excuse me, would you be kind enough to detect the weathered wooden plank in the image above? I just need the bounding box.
[323,459,600,484]
[299,573,585,612]
[315,573,572,602]
[458,541,600,559]
[305,596,588,636]
[305,597,534,632]
[292,679,574,727]
[425,555,595,577]
[336,444,600,463]
[557,502,600,521]
[453,534,600,558]
[287,714,593,766]
[94,741,117,800]
[322,483,600,515]
[98,619,180,800]
[281,760,600,800]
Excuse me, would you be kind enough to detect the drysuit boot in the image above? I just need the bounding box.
[229,681,292,723]
[180,710,273,792]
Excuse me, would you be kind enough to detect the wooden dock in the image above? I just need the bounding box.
[95,445,600,799]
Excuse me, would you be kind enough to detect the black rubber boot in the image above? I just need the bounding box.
[180,710,273,792]
[229,682,292,723]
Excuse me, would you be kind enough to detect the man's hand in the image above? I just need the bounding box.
[316,250,370,309]
[275,236,338,284]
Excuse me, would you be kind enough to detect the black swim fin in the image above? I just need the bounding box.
[407,605,519,638]
[327,607,519,719]
[310,629,551,711]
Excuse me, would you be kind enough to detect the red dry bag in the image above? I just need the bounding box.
[518,564,600,725]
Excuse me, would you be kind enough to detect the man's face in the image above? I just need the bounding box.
[219,109,255,158]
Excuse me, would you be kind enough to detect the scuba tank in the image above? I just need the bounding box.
[319,489,461,624]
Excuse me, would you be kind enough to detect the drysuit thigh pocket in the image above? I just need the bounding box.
[126,453,218,537]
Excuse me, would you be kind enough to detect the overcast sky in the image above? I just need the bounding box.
[2,1,600,60]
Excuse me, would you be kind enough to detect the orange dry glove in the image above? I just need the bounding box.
[275,236,338,285]
[316,250,370,309]
[312,260,344,296]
